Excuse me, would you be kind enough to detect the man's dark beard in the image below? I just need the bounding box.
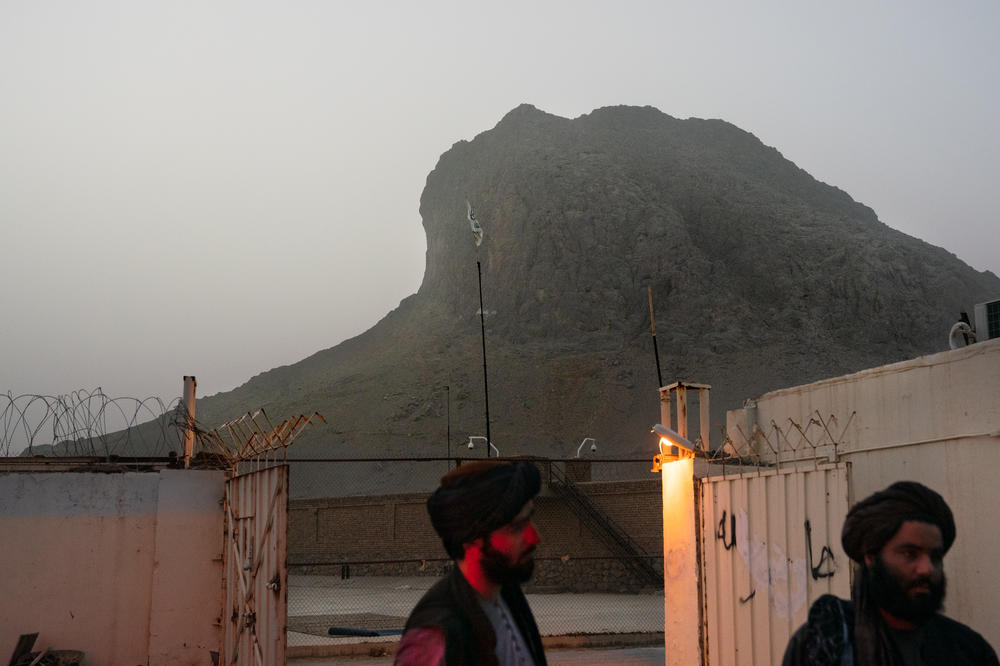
[480,540,535,585]
[868,555,946,623]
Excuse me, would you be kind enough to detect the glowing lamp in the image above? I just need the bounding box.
[650,423,696,472]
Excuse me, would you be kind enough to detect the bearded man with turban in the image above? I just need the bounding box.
[783,481,998,665]
[395,460,547,666]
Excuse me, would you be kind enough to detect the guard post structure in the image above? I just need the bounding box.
[656,381,710,666]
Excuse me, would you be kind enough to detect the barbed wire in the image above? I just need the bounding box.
[1,388,183,457]
[173,406,326,470]
[697,411,856,476]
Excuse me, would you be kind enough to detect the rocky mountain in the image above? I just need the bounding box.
[75,105,1000,491]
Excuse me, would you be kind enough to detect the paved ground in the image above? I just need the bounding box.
[291,646,666,665]
[287,574,665,662]
[288,575,663,641]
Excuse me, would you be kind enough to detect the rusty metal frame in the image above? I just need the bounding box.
[222,464,288,666]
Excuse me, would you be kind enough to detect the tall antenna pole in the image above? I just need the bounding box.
[648,285,664,388]
[477,261,492,455]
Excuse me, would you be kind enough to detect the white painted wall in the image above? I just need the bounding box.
[725,338,1000,650]
[700,464,851,666]
[0,469,226,665]
[660,457,699,666]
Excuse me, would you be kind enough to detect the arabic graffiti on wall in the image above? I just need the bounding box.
[714,508,839,619]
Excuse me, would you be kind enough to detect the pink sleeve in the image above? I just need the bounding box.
[393,626,446,666]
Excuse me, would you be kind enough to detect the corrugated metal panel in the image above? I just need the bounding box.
[223,464,288,666]
[700,464,851,666]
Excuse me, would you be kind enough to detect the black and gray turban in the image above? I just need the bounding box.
[427,460,541,560]
[841,480,955,563]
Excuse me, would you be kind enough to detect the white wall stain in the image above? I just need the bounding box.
[734,508,809,619]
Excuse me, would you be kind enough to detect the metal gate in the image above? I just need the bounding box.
[222,464,289,666]
[700,463,852,666]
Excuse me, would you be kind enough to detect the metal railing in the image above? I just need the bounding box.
[547,461,662,587]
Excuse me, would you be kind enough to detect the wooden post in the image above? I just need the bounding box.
[648,285,664,389]
[699,387,710,451]
[182,376,196,468]
[676,384,688,439]
[660,386,672,430]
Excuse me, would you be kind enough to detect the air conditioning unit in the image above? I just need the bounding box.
[974,299,1000,341]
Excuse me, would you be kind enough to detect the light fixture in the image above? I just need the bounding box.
[576,437,597,457]
[651,423,696,472]
[467,436,500,457]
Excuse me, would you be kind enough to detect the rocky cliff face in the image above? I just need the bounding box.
[186,104,999,489]
[422,104,987,352]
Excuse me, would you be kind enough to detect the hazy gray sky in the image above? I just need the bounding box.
[2,1,998,407]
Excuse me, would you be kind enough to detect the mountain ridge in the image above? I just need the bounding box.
[60,104,1000,491]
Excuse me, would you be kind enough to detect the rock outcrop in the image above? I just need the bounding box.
[111,105,1000,491]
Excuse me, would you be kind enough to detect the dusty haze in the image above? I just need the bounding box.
[2,1,998,406]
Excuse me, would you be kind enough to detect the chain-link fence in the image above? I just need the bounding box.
[285,457,665,651]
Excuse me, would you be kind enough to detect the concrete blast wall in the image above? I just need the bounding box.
[0,469,226,665]
[726,338,1000,650]
[290,478,664,592]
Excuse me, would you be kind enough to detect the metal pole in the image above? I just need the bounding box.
[648,285,664,388]
[477,261,492,456]
[182,375,197,468]
[445,385,451,468]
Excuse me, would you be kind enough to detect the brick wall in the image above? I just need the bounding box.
[288,478,664,593]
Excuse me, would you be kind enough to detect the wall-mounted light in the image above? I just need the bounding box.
[467,435,501,457]
[576,437,597,457]
[651,423,696,472]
